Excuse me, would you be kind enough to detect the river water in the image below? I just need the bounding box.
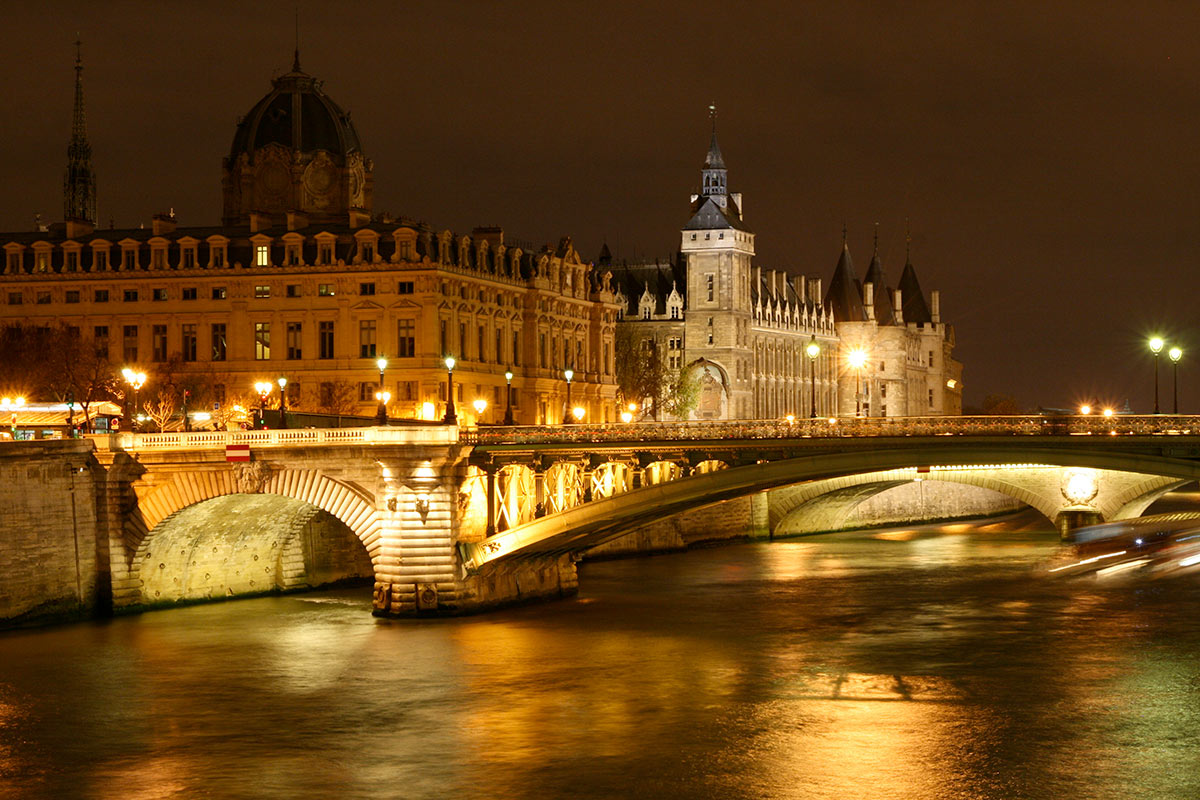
[5,509,1200,800]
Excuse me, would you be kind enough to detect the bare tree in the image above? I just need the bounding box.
[143,390,179,432]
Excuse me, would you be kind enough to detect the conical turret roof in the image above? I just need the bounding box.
[897,257,932,324]
[862,232,893,325]
[824,240,867,322]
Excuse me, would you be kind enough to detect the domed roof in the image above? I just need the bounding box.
[229,60,362,163]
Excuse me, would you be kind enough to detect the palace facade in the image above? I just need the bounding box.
[607,125,963,420]
[0,52,621,426]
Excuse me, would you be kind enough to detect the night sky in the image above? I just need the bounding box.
[1,2,1198,411]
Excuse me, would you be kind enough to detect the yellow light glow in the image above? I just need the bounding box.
[1080,404,1091,415]
[473,399,488,415]
[1103,408,1114,417]
[421,401,436,420]
[806,341,820,359]
[376,391,392,404]
[571,406,585,421]
[1150,337,1165,354]
[376,357,388,371]
[847,347,868,369]
[946,379,957,389]
[444,356,456,371]
[785,414,795,424]
[627,402,637,412]
[1170,347,1183,363]
[254,381,273,397]
[620,411,633,423]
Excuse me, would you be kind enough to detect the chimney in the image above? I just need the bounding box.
[864,283,875,321]
[792,275,806,305]
[893,289,904,324]
[286,210,308,231]
[775,270,786,301]
[931,290,941,323]
[151,212,176,236]
[65,218,94,239]
[810,277,822,305]
[349,209,371,229]
[754,266,761,302]
[249,211,272,233]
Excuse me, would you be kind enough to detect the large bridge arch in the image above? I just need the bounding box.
[463,443,1200,568]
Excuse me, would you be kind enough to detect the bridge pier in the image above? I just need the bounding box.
[1054,509,1104,540]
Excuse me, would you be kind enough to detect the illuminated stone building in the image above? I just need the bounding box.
[0,52,620,425]
[608,121,962,420]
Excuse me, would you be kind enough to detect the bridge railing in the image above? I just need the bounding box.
[93,425,460,451]
[462,415,1200,445]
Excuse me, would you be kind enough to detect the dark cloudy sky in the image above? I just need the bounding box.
[1,2,1198,411]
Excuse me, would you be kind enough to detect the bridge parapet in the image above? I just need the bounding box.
[92,425,459,452]
[464,415,1200,446]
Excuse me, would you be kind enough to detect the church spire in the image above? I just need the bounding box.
[63,39,96,225]
[700,104,728,205]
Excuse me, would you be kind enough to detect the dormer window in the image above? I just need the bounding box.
[182,247,196,268]
[122,248,137,270]
[361,241,374,263]
[255,244,270,267]
[151,248,166,269]
[642,306,652,320]
[318,243,334,265]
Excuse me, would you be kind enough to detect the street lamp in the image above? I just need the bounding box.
[375,356,389,425]
[847,347,867,417]
[2,396,25,437]
[620,409,633,423]
[563,368,574,425]
[1150,336,1164,413]
[444,356,457,424]
[571,405,585,423]
[1170,346,1183,414]
[806,335,821,418]
[1080,404,1092,415]
[473,398,488,425]
[503,369,515,425]
[122,368,146,432]
[255,381,273,428]
[277,376,288,429]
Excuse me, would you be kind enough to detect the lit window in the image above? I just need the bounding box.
[255,285,270,298]
[318,284,335,297]
[255,244,270,267]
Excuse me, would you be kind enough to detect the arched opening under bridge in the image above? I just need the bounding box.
[132,494,374,607]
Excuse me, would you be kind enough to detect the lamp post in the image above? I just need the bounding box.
[255,381,273,428]
[473,398,488,426]
[563,368,574,425]
[806,336,821,418]
[1170,346,1183,414]
[1150,337,1164,413]
[277,377,288,429]
[181,389,191,432]
[444,356,457,424]
[847,347,867,417]
[122,368,146,432]
[571,406,585,423]
[503,369,514,425]
[375,356,389,425]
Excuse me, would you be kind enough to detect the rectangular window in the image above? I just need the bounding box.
[929,388,935,407]
[212,286,227,300]
[213,384,226,403]
[254,322,271,360]
[318,321,334,359]
[123,325,138,362]
[478,325,486,363]
[360,282,376,296]
[182,248,196,268]
[286,284,300,298]
[397,320,415,357]
[152,325,167,362]
[211,323,227,361]
[5,253,19,273]
[182,287,197,300]
[397,281,414,294]
[255,244,269,267]
[151,249,165,269]
[495,329,504,365]
[65,251,78,271]
[361,242,374,262]
[400,381,417,401]
[459,323,467,359]
[94,289,108,303]
[181,324,197,362]
[318,283,335,297]
[124,289,138,302]
[255,285,270,298]
[707,317,714,345]
[359,382,376,402]
[359,320,377,358]
[122,250,136,270]
[152,288,167,301]
[213,247,226,268]
[929,350,935,365]
[95,250,108,271]
[706,274,714,302]
[286,322,302,360]
[6,292,20,305]
[65,290,80,304]
[93,326,109,356]
[539,333,546,368]
[513,330,521,366]
[440,319,448,355]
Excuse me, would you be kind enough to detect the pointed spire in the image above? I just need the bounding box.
[292,4,302,71]
[905,217,912,263]
[64,39,96,225]
[704,103,725,170]
[872,222,879,257]
[864,223,893,325]
[824,231,867,322]
[897,224,932,324]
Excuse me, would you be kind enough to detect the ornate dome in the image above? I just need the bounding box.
[229,63,362,164]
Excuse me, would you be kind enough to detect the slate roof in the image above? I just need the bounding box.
[897,258,932,324]
[607,258,686,316]
[683,196,750,232]
[823,244,867,322]
[862,250,894,325]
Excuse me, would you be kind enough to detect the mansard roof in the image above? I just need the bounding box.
[862,251,894,325]
[608,257,686,316]
[897,259,933,324]
[823,244,867,322]
[683,195,749,232]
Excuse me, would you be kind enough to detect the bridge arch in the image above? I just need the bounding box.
[124,467,383,563]
[464,444,1200,568]
[119,467,383,608]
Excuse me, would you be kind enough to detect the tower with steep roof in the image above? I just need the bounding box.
[63,40,96,226]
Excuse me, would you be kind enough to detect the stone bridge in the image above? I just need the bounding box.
[4,414,1200,624]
